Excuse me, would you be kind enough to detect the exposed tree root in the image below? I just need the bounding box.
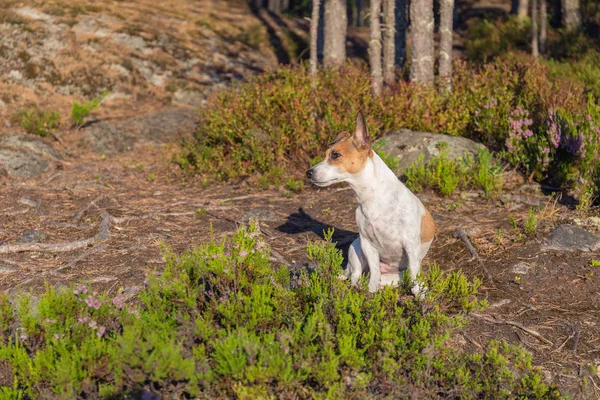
[452,227,494,286]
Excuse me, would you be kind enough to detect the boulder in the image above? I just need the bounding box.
[0,149,49,179]
[542,224,600,252]
[1,134,63,160]
[83,108,197,156]
[373,130,486,173]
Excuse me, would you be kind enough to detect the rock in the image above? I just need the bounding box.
[15,7,53,22]
[510,262,534,274]
[374,130,486,173]
[241,209,279,224]
[18,197,39,207]
[84,109,197,155]
[542,224,600,252]
[0,149,49,178]
[172,89,205,107]
[1,135,63,160]
[84,122,135,156]
[0,264,17,273]
[18,230,46,243]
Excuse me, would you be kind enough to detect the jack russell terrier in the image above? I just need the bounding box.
[306,112,435,297]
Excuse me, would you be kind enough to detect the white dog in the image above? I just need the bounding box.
[306,112,435,297]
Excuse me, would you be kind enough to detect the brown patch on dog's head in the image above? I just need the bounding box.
[325,112,373,174]
[420,209,436,243]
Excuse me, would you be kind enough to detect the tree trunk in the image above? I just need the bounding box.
[355,0,363,26]
[395,0,407,69]
[383,0,395,85]
[438,0,454,92]
[517,0,529,19]
[540,0,547,54]
[370,0,383,96]
[281,0,290,10]
[409,0,434,86]
[268,0,281,12]
[310,0,321,79]
[323,0,348,68]
[561,0,581,31]
[532,0,539,58]
[253,0,263,9]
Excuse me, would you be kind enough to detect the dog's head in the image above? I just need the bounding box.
[306,111,372,187]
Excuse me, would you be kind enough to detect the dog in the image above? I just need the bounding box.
[306,112,435,297]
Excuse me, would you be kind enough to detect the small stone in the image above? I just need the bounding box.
[241,209,279,224]
[511,262,533,275]
[18,197,39,207]
[542,224,600,252]
[18,230,46,243]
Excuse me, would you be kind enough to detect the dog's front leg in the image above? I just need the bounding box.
[360,237,381,293]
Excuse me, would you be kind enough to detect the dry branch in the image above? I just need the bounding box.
[452,228,494,285]
[0,212,110,254]
[472,312,554,346]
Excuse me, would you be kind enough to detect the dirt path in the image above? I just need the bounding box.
[1,139,599,398]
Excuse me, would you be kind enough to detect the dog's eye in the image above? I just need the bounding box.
[330,151,341,160]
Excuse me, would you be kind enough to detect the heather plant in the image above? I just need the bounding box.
[404,148,503,197]
[0,224,561,398]
[12,107,60,137]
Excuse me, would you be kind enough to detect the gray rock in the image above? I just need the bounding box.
[83,109,197,156]
[1,135,63,160]
[510,262,534,274]
[84,121,135,156]
[18,230,47,243]
[241,209,279,224]
[374,130,486,172]
[0,149,49,178]
[172,89,205,107]
[542,224,600,252]
[0,264,17,273]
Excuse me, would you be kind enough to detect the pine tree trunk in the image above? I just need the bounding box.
[561,0,581,31]
[383,0,395,86]
[268,0,281,12]
[395,0,407,69]
[438,0,454,92]
[532,0,539,58]
[281,0,290,10]
[253,0,263,9]
[310,0,321,79]
[517,0,529,19]
[540,0,547,54]
[370,0,383,96]
[409,0,434,86]
[323,0,348,68]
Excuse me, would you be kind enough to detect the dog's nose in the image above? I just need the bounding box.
[306,169,314,180]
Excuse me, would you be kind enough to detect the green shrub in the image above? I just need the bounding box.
[465,16,531,64]
[12,108,60,137]
[71,93,106,128]
[0,224,562,398]
[404,148,503,197]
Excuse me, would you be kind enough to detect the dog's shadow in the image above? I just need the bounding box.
[276,207,358,265]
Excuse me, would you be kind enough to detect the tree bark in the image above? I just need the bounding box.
[268,0,281,12]
[383,0,395,85]
[517,0,529,19]
[310,0,321,79]
[370,0,383,96]
[395,0,407,69]
[561,0,581,31]
[439,0,454,92]
[323,0,348,68]
[253,0,263,9]
[409,0,434,86]
[540,0,547,54]
[532,0,539,58]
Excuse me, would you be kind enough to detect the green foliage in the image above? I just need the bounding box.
[12,108,60,137]
[524,208,538,235]
[404,148,503,197]
[465,17,531,64]
[284,178,304,193]
[72,93,106,128]
[0,224,562,398]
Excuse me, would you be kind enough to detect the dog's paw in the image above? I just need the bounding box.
[368,282,380,293]
[337,273,348,281]
[411,283,428,300]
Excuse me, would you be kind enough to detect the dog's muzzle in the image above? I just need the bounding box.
[306,168,314,180]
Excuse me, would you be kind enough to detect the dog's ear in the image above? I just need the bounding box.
[353,111,369,149]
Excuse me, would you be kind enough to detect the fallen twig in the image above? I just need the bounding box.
[472,312,554,346]
[0,212,110,254]
[52,243,109,275]
[452,228,494,286]
[72,194,118,222]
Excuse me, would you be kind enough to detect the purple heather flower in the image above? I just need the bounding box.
[97,326,106,338]
[89,320,98,329]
